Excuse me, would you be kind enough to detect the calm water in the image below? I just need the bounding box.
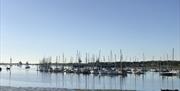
[0,65,180,91]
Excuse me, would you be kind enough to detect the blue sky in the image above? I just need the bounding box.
[0,0,180,63]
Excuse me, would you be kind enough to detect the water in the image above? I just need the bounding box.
[0,65,180,91]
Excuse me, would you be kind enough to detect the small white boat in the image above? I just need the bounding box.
[99,68,108,75]
[160,70,178,76]
[133,68,144,75]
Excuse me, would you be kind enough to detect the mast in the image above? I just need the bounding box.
[87,53,90,65]
[10,57,12,67]
[56,56,58,68]
[142,53,145,71]
[120,50,123,71]
[171,48,175,91]
[98,49,101,62]
[62,53,65,70]
[76,50,78,63]
[110,50,113,68]
[166,54,169,69]
[59,56,60,64]
[70,56,73,63]
[110,50,113,62]
[98,50,101,70]
[85,53,88,64]
[172,48,174,61]
[103,56,106,68]
[76,50,80,72]
[114,54,117,69]
[159,57,162,72]
[171,48,174,70]
[63,53,64,63]
[78,51,81,63]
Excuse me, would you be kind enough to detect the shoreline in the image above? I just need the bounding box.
[0,86,136,91]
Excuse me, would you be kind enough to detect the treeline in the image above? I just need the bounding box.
[1,60,180,69]
[49,60,180,69]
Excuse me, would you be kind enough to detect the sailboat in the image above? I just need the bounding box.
[75,51,82,74]
[160,48,178,76]
[54,56,61,73]
[6,57,12,70]
[107,50,119,76]
[108,50,127,76]
[98,56,108,75]
[25,61,30,69]
[82,53,91,75]
[119,50,127,76]
[160,70,178,76]
[161,48,179,91]
[91,50,102,75]
[134,54,146,75]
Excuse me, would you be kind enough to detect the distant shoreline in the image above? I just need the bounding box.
[1,60,180,70]
[0,86,136,91]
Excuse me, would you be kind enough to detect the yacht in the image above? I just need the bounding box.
[160,70,178,76]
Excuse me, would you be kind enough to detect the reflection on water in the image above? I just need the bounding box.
[0,65,180,91]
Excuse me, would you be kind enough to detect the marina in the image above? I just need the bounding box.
[0,49,180,91]
[0,58,180,91]
[0,65,180,91]
[1,0,180,91]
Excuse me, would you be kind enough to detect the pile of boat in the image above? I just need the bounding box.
[38,64,150,76]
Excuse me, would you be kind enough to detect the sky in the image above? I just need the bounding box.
[0,0,180,63]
